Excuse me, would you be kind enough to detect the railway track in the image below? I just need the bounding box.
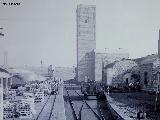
[97,99,115,120]
[65,87,102,120]
[74,90,102,120]
[35,94,57,120]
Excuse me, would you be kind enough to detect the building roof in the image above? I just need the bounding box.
[0,67,9,73]
[0,72,10,78]
[134,54,158,65]
[105,59,139,77]
[104,62,116,69]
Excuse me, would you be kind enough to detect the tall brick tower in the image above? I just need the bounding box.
[76,4,96,82]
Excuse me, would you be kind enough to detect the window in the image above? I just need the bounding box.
[3,78,6,88]
[144,72,148,85]
[126,78,128,84]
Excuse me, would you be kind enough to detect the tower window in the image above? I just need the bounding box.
[144,72,148,85]
[126,78,128,84]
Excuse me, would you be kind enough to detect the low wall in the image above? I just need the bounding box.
[105,95,124,120]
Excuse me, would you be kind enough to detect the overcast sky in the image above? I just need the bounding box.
[0,0,160,67]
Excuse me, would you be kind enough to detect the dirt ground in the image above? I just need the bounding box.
[109,92,160,120]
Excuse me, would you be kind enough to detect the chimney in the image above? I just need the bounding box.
[4,51,8,67]
[158,30,160,58]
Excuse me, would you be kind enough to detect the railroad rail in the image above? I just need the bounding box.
[97,98,116,120]
[74,90,102,120]
[35,95,57,120]
[65,87,78,120]
[76,90,115,120]
[97,103,106,120]
[65,86,103,120]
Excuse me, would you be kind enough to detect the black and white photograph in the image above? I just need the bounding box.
[0,0,160,120]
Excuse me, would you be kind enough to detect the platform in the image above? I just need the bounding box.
[51,83,66,120]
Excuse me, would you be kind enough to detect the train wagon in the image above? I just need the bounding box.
[81,80,105,100]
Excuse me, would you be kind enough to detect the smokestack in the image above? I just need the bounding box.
[158,30,160,58]
[3,51,8,67]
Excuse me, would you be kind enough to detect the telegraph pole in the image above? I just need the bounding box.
[0,27,4,120]
[155,69,160,112]
[155,30,160,112]
[3,51,8,68]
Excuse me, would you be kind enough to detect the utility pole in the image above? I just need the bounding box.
[0,27,4,120]
[155,64,160,112]
[155,30,160,112]
[40,60,43,75]
[0,28,8,68]
[4,51,8,68]
[155,70,159,112]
